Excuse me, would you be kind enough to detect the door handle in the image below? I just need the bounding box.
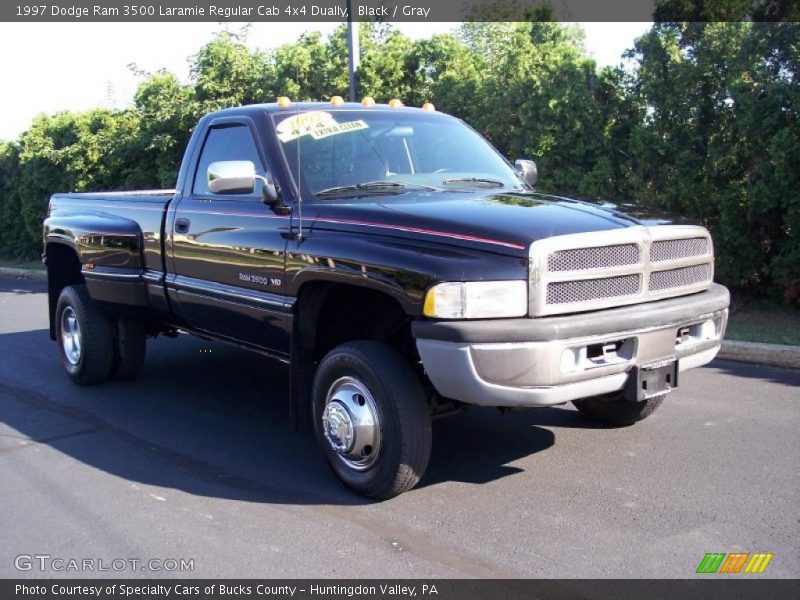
[175,218,190,234]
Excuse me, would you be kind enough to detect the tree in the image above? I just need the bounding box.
[0,21,796,302]
[192,28,276,109]
[454,22,608,194]
[273,30,335,99]
[0,141,26,258]
[132,70,197,187]
[623,21,800,300]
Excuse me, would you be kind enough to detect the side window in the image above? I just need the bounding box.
[193,125,262,197]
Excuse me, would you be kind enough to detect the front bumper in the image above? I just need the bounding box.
[413,284,730,407]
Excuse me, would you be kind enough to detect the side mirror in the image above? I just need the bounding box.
[208,160,280,206]
[514,159,538,187]
[208,160,256,194]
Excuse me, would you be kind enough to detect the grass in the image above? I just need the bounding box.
[726,293,800,346]
[0,257,43,271]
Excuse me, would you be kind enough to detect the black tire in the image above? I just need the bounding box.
[312,341,432,500]
[55,284,115,385]
[573,392,665,426]
[112,319,147,380]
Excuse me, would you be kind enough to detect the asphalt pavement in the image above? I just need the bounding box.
[0,275,797,579]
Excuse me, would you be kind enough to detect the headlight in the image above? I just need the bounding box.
[423,281,528,319]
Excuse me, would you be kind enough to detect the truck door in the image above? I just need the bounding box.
[169,118,291,355]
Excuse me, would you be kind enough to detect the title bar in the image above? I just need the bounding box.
[2,0,795,23]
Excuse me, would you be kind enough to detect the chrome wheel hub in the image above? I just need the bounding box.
[322,376,381,471]
[60,306,82,365]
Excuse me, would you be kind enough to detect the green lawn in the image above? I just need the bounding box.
[0,257,43,271]
[726,295,800,346]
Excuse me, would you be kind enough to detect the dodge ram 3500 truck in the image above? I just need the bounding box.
[44,99,729,498]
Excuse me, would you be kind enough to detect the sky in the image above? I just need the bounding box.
[0,22,650,141]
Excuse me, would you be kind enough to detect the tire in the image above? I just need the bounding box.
[312,341,432,500]
[55,284,115,385]
[112,318,147,380]
[573,392,665,426]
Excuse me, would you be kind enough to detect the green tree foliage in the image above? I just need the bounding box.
[0,23,796,302]
[273,30,335,99]
[132,71,197,187]
[653,0,800,22]
[192,27,275,110]
[455,23,608,195]
[0,141,26,258]
[620,22,799,301]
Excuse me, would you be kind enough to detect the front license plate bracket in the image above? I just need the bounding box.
[624,358,678,402]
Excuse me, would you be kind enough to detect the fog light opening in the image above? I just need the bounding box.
[561,338,632,374]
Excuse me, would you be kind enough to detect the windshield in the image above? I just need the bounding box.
[271,109,526,199]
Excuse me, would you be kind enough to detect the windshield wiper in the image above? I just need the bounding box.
[441,177,506,188]
[316,180,436,198]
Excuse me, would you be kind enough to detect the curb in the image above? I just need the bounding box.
[0,266,47,282]
[718,340,800,370]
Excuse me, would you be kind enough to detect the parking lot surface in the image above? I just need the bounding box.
[1,276,798,578]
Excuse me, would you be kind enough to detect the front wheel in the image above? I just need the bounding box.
[312,341,432,500]
[573,392,665,426]
[56,285,115,385]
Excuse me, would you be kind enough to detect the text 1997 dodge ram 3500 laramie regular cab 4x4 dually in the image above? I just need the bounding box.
[44,99,729,498]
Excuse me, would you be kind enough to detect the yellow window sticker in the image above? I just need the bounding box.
[277,111,368,143]
[310,119,369,140]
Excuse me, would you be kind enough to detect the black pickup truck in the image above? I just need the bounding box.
[44,99,729,498]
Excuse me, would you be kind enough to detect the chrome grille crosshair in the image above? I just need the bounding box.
[528,225,715,316]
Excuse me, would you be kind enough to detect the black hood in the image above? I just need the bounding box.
[304,190,693,256]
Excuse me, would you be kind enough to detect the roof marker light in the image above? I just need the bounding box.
[330,95,344,106]
[361,96,376,107]
[276,96,292,108]
[422,102,436,111]
[388,99,404,108]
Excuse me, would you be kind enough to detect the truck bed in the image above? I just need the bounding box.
[47,189,177,284]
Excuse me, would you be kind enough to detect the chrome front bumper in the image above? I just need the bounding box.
[414,285,729,408]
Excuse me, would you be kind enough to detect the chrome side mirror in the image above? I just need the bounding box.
[207,160,280,205]
[514,159,538,187]
[208,160,256,194]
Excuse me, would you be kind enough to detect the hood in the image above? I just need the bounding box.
[305,190,692,256]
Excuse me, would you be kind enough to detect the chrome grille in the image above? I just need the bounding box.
[529,225,715,316]
[547,244,640,272]
[547,275,641,304]
[651,237,709,262]
[649,264,712,291]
